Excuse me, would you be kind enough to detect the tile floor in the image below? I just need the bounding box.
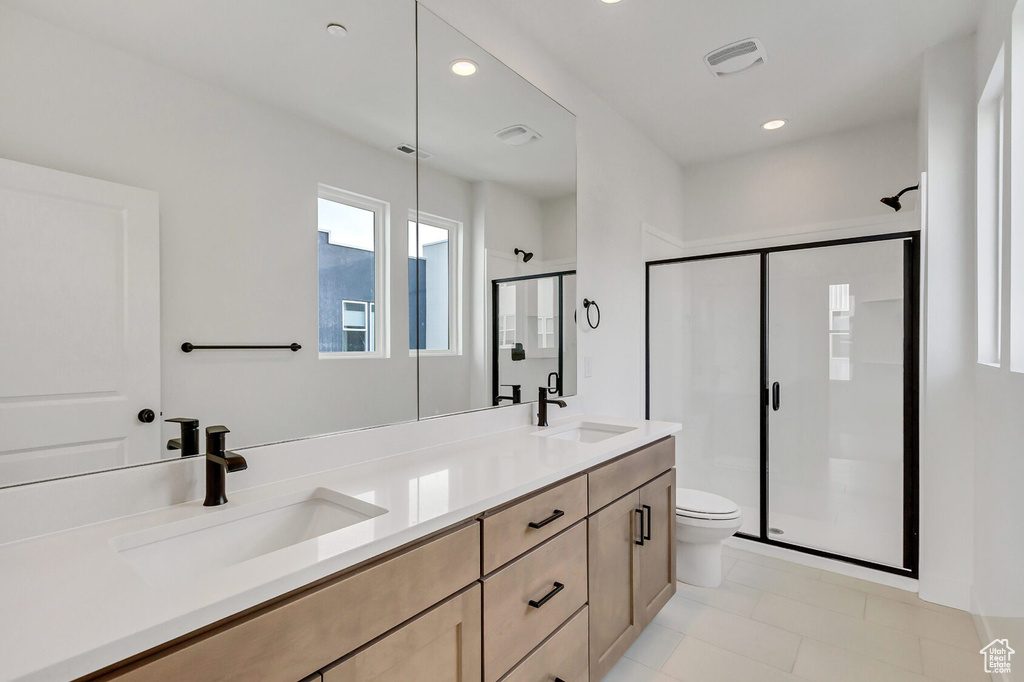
[604,545,993,682]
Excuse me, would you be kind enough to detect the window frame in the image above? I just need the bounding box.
[408,209,462,357]
[317,184,390,359]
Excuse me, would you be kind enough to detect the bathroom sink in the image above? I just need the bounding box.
[535,421,637,444]
[112,488,387,583]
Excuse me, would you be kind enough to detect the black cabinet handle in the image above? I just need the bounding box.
[528,582,564,609]
[643,504,652,541]
[528,509,565,529]
[555,679,566,682]
[634,508,645,546]
[772,382,781,411]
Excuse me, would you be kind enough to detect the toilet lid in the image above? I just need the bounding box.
[676,488,740,520]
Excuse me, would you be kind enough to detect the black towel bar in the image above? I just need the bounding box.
[181,342,301,353]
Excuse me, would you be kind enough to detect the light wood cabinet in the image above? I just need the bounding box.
[481,475,587,574]
[482,522,588,682]
[98,524,480,682]
[503,606,589,682]
[587,441,676,681]
[322,585,481,682]
[637,469,676,625]
[587,491,642,680]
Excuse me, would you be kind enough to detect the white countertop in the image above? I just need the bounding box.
[0,414,679,681]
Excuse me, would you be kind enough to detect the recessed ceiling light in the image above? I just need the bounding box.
[326,23,348,37]
[762,119,787,130]
[600,0,624,4]
[450,59,478,76]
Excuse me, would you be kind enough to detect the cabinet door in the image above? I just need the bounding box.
[323,584,481,682]
[638,469,676,626]
[588,491,641,681]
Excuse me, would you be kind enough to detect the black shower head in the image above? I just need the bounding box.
[514,248,534,263]
[880,195,903,211]
[880,184,920,212]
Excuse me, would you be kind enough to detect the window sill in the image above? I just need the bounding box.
[319,352,387,360]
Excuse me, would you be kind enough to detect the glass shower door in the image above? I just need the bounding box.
[767,240,907,567]
[648,255,762,536]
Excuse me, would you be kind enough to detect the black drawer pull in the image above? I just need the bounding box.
[555,679,566,682]
[634,508,645,546]
[528,581,565,609]
[528,509,565,529]
[643,504,652,541]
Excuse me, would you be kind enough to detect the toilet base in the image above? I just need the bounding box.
[676,540,724,588]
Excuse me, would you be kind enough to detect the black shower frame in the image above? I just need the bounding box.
[644,231,920,579]
[491,270,576,406]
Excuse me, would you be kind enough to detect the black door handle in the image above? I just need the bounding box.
[634,508,645,546]
[643,504,652,541]
[528,509,565,529]
[137,409,156,423]
[528,582,564,608]
[772,382,780,411]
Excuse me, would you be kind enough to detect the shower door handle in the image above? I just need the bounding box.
[771,382,780,411]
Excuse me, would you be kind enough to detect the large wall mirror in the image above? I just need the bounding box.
[0,0,576,489]
[416,5,577,418]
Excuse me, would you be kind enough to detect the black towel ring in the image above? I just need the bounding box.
[583,298,601,329]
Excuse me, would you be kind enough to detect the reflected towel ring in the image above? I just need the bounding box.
[583,298,601,329]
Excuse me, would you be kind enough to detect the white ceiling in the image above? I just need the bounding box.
[3,0,575,198]
[480,0,986,167]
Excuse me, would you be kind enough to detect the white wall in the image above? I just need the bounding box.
[971,0,1024,631]
[678,118,920,244]
[917,35,978,611]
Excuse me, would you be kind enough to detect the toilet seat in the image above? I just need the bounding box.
[675,488,740,521]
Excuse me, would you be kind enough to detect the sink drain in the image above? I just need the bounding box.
[768,527,784,536]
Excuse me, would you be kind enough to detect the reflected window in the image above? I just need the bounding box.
[498,284,517,348]
[317,185,387,356]
[537,277,555,349]
[829,283,853,381]
[409,215,460,353]
[408,470,449,524]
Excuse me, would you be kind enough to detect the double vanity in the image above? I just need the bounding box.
[0,415,680,681]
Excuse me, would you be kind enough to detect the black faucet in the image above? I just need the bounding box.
[537,386,567,427]
[204,425,247,506]
[496,384,523,405]
[166,417,200,458]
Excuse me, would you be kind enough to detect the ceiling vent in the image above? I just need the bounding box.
[704,38,767,77]
[495,124,542,146]
[395,143,433,160]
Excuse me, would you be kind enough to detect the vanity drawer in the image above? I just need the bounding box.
[102,523,480,682]
[588,437,674,512]
[503,605,589,682]
[482,522,588,682]
[481,474,587,574]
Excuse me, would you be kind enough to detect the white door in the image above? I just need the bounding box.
[0,158,160,486]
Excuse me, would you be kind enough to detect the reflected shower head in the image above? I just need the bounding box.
[880,184,920,212]
[514,248,534,263]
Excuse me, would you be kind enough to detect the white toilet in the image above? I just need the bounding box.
[675,488,743,588]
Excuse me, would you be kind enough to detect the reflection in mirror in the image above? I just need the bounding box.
[493,273,577,406]
[0,0,418,487]
[415,5,577,418]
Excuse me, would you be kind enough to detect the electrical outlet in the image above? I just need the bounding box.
[584,356,593,378]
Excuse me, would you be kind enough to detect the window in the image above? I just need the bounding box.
[978,48,1005,367]
[497,284,517,349]
[409,212,460,353]
[829,283,852,381]
[317,185,388,356]
[536,277,555,349]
